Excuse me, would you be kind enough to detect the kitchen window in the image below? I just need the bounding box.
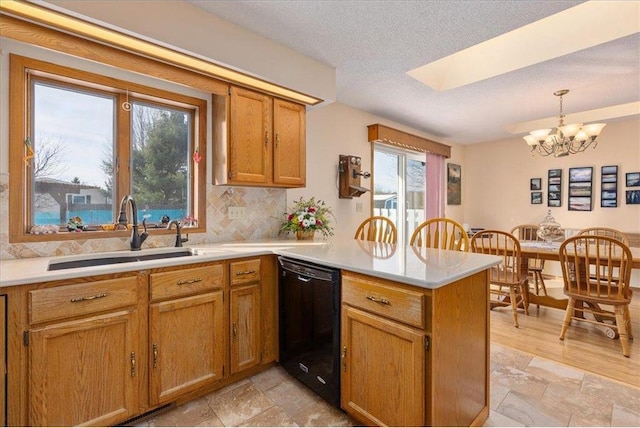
[8,55,207,242]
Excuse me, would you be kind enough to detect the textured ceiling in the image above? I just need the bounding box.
[188,0,640,145]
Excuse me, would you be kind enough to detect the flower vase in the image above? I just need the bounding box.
[296,230,315,240]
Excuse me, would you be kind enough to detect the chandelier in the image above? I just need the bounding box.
[523,89,606,157]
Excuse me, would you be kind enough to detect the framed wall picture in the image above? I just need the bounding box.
[531,192,543,204]
[530,178,541,191]
[626,190,640,205]
[568,167,592,211]
[600,165,617,208]
[547,169,562,207]
[626,172,640,187]
[447,163,461,205]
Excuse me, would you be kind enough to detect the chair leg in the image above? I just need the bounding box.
[624,306,634,340]
[509,286,519,328]
[615,306,630,358]
[559,297,575,340]
[535,271,548,296]
[520,284,529,316]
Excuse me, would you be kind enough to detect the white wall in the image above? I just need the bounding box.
[463,118,640,234]
[292,103,458,239]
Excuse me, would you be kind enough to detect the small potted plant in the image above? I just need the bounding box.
[280,197,334,239]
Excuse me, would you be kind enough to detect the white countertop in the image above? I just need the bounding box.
[0,238,501,289]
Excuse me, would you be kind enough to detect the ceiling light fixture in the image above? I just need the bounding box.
[523,90,606,157]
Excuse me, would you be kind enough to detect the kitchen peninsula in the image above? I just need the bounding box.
[0,238,500,427]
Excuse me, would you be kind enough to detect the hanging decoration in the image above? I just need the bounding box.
[23,137,34,166]
[193,147,201,164]
[121,89,131,111]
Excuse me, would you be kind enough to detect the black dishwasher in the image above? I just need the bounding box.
[278,257,341,407]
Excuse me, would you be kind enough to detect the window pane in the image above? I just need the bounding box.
[131,102,191,224]
[373,150,399,227]
[406,158,425,240]
[32,81,115,227]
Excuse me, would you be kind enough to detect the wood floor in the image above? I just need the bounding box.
[490,278,639,388]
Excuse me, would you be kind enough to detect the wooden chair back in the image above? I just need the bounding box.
[354,216,397,244]
[510,224,542,242]
[510,224,546,271]
[471,230,523,286]
[470,229,528,327]
[559,236,632,303]
[410,218,469,251]
[577,227,629,246]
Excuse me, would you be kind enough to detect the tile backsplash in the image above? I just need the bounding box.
[0,173,287,260]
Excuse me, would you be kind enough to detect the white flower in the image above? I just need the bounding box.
[302,219,311,227]
[309,216,317,225]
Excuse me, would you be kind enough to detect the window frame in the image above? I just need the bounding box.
[9,54,207,243]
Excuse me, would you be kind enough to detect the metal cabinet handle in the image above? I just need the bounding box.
[130,351,136,377]
[276,133,280,147]
[232,323,238,342]
[342,346,347,372]
[70,292,107,303]
[153,343,158,368]
[265,131,269,146]
[297,276,312,283]
[235,270,256,276]
[366,295,390,305]
[177,278,202,285]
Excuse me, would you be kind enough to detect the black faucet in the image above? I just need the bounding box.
[118,195,148,251]
[167,220,189,247]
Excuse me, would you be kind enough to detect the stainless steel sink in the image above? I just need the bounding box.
[47,248,197,271]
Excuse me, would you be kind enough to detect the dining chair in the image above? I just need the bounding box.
[471,230,528,327]
[577,227,629,245]
[354,216,397,244]
[577,227,629,284]
[510,224,548,298]
[558,235,633,357]
[410,218,469,251]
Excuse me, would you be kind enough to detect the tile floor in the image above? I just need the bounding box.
[133,343,640,427]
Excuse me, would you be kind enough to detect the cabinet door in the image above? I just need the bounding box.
[229,86,272,184]
[273,98,306,186]
[149,291,224,405]
[29,309,139,427]
[230,284,261,374]
[341,305,425,427]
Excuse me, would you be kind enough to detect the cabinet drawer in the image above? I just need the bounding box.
[29,276,139,325]
[151,264,223,301]
[230,259,261,286]
[342,273,425,329]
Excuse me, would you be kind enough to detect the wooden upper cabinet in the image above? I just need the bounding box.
[273,98,306,186]
[228,87,272,184]
[215,86,306,188]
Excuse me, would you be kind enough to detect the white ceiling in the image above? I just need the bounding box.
[187,0,639,145]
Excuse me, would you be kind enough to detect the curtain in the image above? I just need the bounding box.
[425,152,445,219]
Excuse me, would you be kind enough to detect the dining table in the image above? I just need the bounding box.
[518,240,640,310]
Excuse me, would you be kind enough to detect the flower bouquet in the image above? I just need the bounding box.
[280,197,334,239]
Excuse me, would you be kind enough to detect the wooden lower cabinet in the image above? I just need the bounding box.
[229,258,262,375]
[149,291,225,405]
[341,305,425,426]
[29,309,140,426]
[230,284,261,374]
[341,269,490,427]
